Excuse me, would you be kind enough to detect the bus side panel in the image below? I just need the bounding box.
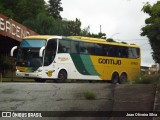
[53,54,140,81]
[90,56,140,81]
[89,56,106,80]
[55,53,102,80]
[90,56,124,80]
[128,58,141,80]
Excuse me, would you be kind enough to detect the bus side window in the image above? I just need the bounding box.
[58,39,71,53]
[79,42,89,54]
[118,46,128,58]
[104,45,109,56]
[129,48,135,58]
[136,48,140,58]
[44,39,57,66]
[87,43,95,55]
[71,41,79,54]
[111,46,118,57]
[108,46,114,57]
[128,47,140,58]
[95,44,106,56]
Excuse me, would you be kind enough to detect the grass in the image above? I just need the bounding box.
[132,74,160,84]
[0,70,35,82]
[83,91,96,100]
[131,74,160,97]
[0,77,35,82]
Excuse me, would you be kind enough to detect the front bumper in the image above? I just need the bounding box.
[16,71,43,78]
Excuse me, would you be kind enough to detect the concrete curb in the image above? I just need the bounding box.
[153,79,160,120]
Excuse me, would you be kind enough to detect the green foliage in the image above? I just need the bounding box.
[141,1,160,64]
[80,26,106,39]
[83,91,96,100]
[23,13,82,36]
[0,0,46,23]
[47,0,63,19]
[23,13,62,35]
[121,42,127,44]
[62,18,81,36]
[16,0,46,23]
[81,32,106,39]
[80,26,90,36]
[133,74,160,84]
[0,0,20,19]
[91,32,106,38]
[0,55,15,73]
[0,0,106,37]
[107,38,116,42]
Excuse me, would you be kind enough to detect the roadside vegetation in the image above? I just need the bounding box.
[132,74,160,85]
[131,73,160,96]
[1,70,160,84]
[83,91,96,100]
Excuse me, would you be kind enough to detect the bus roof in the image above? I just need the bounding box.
[69,36,106,42]
[69,36,140,48]
[23,35,62,40]
[23,35,140,48]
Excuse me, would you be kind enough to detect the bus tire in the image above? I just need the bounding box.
[111,72,119,84]
[119,73,127,84]
[56,70,67,83]
[34,79,46,83]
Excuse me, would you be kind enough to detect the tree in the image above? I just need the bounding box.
[80,26,90,36]
[141,1,160,63]
[0,0,106,38]
[62,18,81,36]
[47,0,63,19]
[23,13,63,35]
[0,0,20,20]
[0,0,46,23]
[80,26,107,39]
[15,0,46,23]
[107,38,116,42]
[85,32,106,39]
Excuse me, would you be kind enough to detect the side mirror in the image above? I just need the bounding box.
[10,46,17,57]
[39,46,45,57]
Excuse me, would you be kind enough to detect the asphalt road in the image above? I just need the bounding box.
[0,82,155,120]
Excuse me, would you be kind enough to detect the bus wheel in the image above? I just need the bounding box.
[119,73,127,84]
[56,70,67,83]
[111,72,119,84]
[34,79,46,83]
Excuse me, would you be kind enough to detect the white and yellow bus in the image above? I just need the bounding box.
[11,35,141,83]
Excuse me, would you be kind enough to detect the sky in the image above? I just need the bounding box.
[46,0,158,66]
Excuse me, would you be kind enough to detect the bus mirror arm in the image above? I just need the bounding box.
[10,46,17,57]
[39,46,45,57]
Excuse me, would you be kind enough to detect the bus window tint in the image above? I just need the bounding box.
[136,48,140,57]
[103,45,128,58]
[95,44,106,56]
[119,46,128,58]
[128,47,140,58]
[71,41,79,53]
[44,39,57,66]
[87,43,95,55]
[58,39,71,53]
[79,42,89,54]
[107,46,118,57]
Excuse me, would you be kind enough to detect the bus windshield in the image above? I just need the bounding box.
[16,39,46,71]
[20,39,46,48]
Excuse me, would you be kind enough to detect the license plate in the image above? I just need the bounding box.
[25,74,29,77]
